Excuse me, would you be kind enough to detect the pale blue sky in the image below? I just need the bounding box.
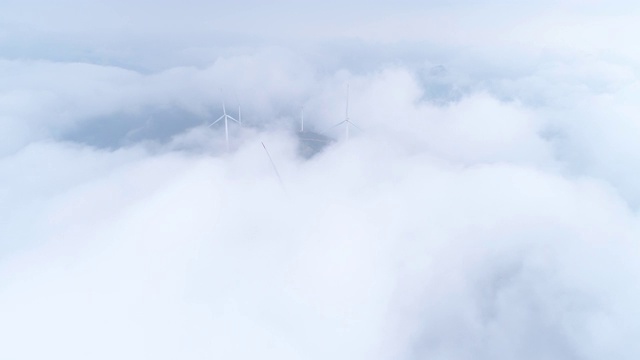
[2,0,639,70]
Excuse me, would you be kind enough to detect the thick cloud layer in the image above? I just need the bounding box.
[2,1,640,359]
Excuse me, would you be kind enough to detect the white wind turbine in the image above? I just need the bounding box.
[209,98,241,151]
[236,93,242,126]
[328,84,361,140]
[300,106,304,132]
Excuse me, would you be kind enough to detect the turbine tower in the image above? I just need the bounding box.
[236,93,242,126]
[209,100,240,151]
[329,84,361,140]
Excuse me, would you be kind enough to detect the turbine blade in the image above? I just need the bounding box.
[208,115,225,126]
[327,120,347,130]
[346,83,350,120]
[262,142,287,194]
[346,120,363,131]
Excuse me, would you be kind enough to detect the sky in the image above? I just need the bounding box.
[2,1,640,359]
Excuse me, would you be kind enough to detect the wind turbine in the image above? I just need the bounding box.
[328,84,361,140]
[209,99,241,151]
[236,93,242,126]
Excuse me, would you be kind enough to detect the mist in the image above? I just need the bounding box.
[2,1,640,359]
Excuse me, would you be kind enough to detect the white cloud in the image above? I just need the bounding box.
[2,1,640,359]
[3,132,640,359]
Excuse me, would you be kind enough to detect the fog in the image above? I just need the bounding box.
[2,1,640,359]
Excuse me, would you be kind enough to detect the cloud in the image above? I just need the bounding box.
[2,131,640,359]
[0,48,315,153]
[2,1,640,359]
